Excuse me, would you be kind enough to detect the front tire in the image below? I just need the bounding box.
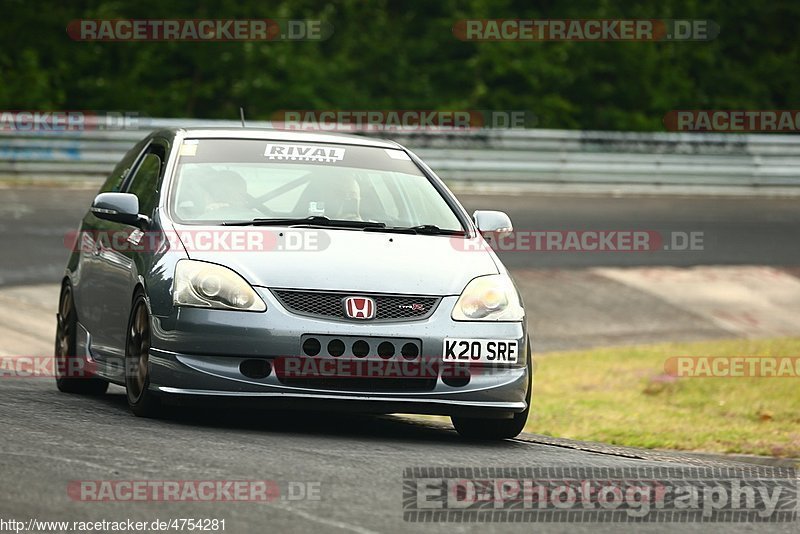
[125,292,161,417]
[451,339,532,440]
[55,283,108,395]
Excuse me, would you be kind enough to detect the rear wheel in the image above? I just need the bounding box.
[451,339,532,440]
[125,293,161,417]
[55,283,108,395]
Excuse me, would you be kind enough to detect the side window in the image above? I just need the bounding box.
[99,139,148,194]
[126,151,163,217]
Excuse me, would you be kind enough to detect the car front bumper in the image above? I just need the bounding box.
[146,289,531,417]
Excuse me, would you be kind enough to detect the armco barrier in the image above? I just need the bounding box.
[1,118,799,188]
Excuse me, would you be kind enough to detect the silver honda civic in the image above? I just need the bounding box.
[55,128,531,439]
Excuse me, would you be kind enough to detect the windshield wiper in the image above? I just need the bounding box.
[222,216,386,229]
[222,218,463,235]
[386,224,467,236]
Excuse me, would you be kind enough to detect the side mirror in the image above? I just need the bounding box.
[473,210,513,234]
[90,193,148,227]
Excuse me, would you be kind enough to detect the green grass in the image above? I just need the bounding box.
[528,337,800,458]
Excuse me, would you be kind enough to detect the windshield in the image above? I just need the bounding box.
[169,138,465,232]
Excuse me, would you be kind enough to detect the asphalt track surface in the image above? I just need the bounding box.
[1,186,799,286]
[1,187,798,533]
[1,378,796,534]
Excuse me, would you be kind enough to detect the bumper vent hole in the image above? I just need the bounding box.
[377,342,395,359]
[442,367,470,387]
[328,339,345,357]
[400,343,419,360]
[240,359,271,380]
[352,340,369,358]
[302,338,321,356]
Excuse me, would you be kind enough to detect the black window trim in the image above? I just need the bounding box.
[121,137,169,193]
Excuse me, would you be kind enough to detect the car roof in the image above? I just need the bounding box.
[154,128,404,150]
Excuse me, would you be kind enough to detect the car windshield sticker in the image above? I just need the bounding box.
[307,201,326,216]
[384,149,411,160]
[179,141,198,156]
[264,143,345,163]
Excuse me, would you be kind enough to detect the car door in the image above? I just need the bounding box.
[89,139,167,363]
[74,138,147,356]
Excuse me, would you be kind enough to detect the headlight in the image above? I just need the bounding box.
[173,260,266,312]
[452,274,524,321]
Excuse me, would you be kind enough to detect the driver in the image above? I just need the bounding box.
[200,170,252,214]
[335,176,362,220]
[301,174,364,220]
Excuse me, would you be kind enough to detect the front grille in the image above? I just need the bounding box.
[272,289,440,322]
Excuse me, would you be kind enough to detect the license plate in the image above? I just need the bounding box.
[443,338,519,364]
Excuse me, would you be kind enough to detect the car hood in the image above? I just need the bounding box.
[172,225,498,295]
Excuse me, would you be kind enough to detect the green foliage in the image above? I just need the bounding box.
[1,0,797,130]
